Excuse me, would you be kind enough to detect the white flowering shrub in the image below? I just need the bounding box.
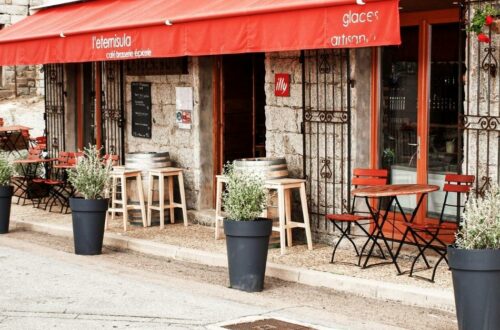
[455,185,500,250]
[0,153,14,186]
[222,163,266,221]
[68,146,112,200]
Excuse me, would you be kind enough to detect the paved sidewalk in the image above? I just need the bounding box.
[0,233,457,329]
[9,217,455,313]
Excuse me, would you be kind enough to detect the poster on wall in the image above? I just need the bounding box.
[176,87,193,129]
[131,82,152,139]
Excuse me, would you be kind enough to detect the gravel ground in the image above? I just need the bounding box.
[10,204,453,290]
[4,230,457,330]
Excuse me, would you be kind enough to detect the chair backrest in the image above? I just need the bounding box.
[439,174,475,223]
[35,136,47,145]
[0,118,3,127]
[349,168,388,214]
[21,129,30,138]
[27,148,42,160]
[352,168,388,188]
[103,154,120,166]
[67,152,84,166]
[57,151,70,165]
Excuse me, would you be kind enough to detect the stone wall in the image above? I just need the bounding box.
[124,57,214,210]
[264,49,371,243]
[0,0,44,98]
[463,4,500,192]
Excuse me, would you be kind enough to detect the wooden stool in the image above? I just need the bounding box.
[107,168,147,232]
[266,178,313,255]
[147,167,188,228]
[215,176,313,255]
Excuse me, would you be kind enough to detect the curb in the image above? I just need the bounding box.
[10,219,455,312]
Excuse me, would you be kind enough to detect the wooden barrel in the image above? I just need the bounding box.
[124,152,172,225]
[125,152,172,170]
[233,157,288,180]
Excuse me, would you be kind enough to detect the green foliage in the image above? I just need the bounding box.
[0,153,14,186]
[468,5,499,35]
[455,185,500,250]
[13,150,44,177]
[68,145,112,200]
[222,163,266,221]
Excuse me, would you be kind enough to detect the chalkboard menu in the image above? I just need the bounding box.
[131,82,152,139]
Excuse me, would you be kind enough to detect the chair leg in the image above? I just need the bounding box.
[330,222,359,264]
[408,229,431,270]
[355,222,387,260]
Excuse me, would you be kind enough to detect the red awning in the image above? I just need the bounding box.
[0,0,400,65]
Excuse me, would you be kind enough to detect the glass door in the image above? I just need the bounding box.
[427,23,464,220]
[380,26,420,213]
[378,21,463,222]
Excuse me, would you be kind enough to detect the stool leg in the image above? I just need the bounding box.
[147,173,153,227]
[300,183,313,250]
[121,175,128,232]
[285,188,293,248]
[277,187,286,255]
[215,178,223,239]
[178,172,188,227]
[168,176,175,224]
[159,174,165,229]
[111,176,117,222]
[136,174,147,228]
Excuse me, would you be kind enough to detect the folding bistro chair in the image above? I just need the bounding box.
[397,174,475,282]
[326,168,389,265]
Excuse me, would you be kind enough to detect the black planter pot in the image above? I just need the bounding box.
[70,198,109,256]
[224,218,272,292]
[0,185,13,234]
[448,246,500,330]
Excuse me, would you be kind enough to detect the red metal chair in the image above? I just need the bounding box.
[326,168,389,265]
[397,174,475,282]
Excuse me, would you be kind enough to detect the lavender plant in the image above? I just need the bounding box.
[68,145,112,200]
[0,153,14,186]
[222,163,266,221]
[455,185,500,250]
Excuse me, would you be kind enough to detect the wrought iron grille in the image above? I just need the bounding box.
[302,49,352,236]
[100,61,125,162]
[43,64,65,158]
[461,0,500,195]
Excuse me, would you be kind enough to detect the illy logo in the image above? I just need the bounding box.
[274,73,290,97]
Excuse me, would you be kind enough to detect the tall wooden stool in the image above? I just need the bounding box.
[215,176,313,255]
[147,167,188,228]
[107,168,147,231]
[266,178,313,255]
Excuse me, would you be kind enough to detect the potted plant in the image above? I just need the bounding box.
[222,164,271,292]
[0,153,14,234]
[68,146,112,255]
[448,185,500,330]
[469,4,500,43]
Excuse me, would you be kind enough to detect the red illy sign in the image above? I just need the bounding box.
[275,73,290,97]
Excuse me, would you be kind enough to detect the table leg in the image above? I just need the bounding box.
[362,196,402,274]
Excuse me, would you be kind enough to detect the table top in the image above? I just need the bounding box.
[53,164,76,169]
[13,158,55,164]
[0,125,32,133]
[352,184,439,198]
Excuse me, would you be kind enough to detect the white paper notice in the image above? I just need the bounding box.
[175,87,193,111]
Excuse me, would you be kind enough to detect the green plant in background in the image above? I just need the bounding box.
[68,145,112,200]
[222,163,266,221]
[468,4,500,43]
[0,153,14,186]
[455,185,500,250]
[382,148,395,164]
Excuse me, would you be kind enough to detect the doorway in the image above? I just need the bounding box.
[213,53,266,175]
[375,11,464,229]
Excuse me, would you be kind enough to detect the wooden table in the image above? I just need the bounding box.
[0,125,32,156]
[352,184,439,274]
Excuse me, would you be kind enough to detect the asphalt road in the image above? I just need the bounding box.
[0,231,457,330]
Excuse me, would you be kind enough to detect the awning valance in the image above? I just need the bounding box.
[0,0,401,65]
